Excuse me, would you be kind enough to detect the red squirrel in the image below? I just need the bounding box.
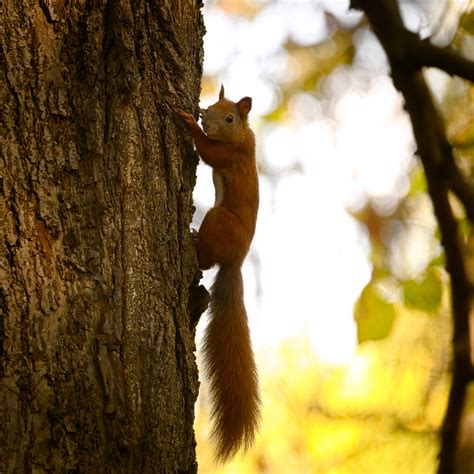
[179,85,260,461]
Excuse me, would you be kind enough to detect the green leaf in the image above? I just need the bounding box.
[460,10,474,35]
[408,167,427,197]
[402,270,442,313]
[429,251,445,268]
[354,283,397,343]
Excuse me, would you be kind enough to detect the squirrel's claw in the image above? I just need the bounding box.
[177,110,196,125]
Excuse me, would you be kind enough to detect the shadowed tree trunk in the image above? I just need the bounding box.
[351,1,474,472]
[1,1,205,472]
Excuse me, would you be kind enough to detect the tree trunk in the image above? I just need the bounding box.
[1,1,204,472]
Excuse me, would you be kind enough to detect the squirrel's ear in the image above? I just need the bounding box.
[237,97,252,119]
[219,84,225,100]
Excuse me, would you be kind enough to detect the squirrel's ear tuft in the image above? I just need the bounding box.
[237,97,252,119]
[219,84,225,100]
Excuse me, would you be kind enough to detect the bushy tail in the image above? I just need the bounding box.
[202,264,260,462]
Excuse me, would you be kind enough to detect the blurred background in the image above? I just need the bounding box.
[192,1,474,472]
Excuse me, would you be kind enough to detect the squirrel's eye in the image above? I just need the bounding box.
[225,114,235,123]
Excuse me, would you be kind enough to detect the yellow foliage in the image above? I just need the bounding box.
[196,307,448,472]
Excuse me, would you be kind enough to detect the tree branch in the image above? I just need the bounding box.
[350,1,474,472]
[410,36,474,83]
[351,0,474,221]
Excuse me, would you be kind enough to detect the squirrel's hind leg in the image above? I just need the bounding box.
[197,206,249,270]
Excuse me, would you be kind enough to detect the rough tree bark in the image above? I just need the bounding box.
[1,1,205,472]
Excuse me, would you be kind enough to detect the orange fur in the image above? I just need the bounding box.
[203,265,260,461]
[179,86,260,461]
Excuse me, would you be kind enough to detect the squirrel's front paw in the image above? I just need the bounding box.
[178,110,196,126]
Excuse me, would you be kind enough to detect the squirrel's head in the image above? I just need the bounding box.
[200,84,252,143]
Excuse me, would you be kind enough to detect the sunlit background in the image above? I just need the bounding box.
[192,1,474,472]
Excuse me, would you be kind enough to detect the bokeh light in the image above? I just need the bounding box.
[193,1,473,471]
